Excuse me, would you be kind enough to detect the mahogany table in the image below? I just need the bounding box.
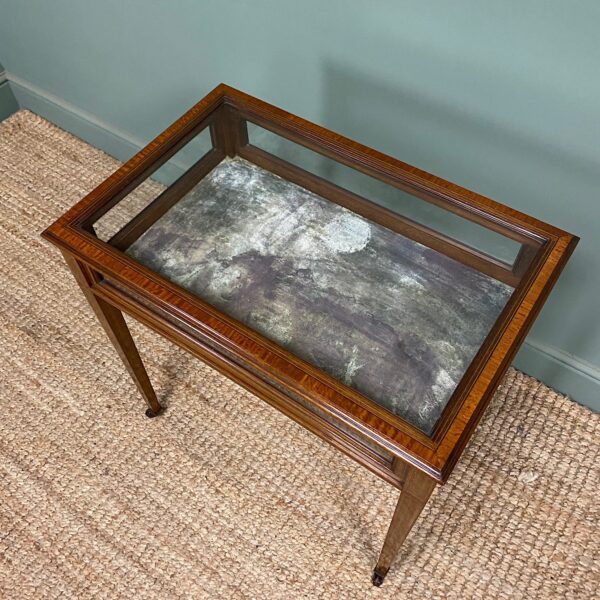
[42,85,578,586]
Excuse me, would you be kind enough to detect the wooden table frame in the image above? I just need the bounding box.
[42,85,578,586]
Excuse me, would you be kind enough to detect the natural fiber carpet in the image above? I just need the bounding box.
[0,111,598,600]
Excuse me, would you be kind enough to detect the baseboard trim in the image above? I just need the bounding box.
[0,80,19,121]
[7,72,188,182]
[514,339,600,412]
[5,71,599,412]
[7,72,145,162]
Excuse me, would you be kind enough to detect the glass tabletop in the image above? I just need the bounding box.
[89,122,540,435]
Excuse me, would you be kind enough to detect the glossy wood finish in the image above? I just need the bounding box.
[62,252,162,417]
[42,85,578,480]
[42,85,578,585]
[372,462,437,586]
[94,275,407,489]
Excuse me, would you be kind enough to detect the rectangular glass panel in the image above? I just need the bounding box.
[92,126,213,242]
[247,122,525,266]
[123,155,514,435]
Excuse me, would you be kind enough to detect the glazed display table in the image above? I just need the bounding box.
[42,85,577,586]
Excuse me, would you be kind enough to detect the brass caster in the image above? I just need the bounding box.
[145,407,163,418]
[371,569,386,587]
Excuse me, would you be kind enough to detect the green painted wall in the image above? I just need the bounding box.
[0,1,598,410]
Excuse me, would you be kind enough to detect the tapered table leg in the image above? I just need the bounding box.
[62,252,163,417]
[372,464,436,586]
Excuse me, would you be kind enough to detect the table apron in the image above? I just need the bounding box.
[90,273,409,490]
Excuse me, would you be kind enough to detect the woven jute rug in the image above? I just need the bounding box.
[0,110,598,599]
